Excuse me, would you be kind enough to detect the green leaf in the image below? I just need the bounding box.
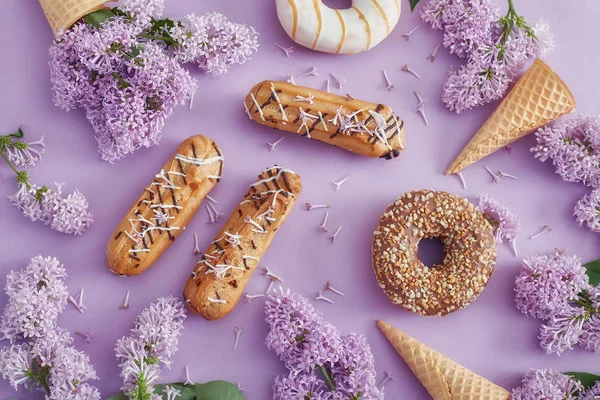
[83,9,115,28]
[584,259,600,287]
[195,381,245,400]
[564,372,600,390]
[9,128,24,139]
[106,381,242,400]
[409,0,421,12]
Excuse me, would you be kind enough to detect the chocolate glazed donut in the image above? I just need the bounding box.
[372,190,497,316]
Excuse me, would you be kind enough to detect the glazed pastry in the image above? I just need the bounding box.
[372,190,497,316]
[107,135,224,276]
[183,166,302,320]
[245,80,405,160]
[275,0,401,54]
[378,320,511,400]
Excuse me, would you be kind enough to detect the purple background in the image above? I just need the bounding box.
[1,0,599,398]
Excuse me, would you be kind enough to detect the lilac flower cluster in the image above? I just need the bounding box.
[533,114,600,189]
[169,12,259,76]
[514,250,600,355]
[266,288,382,400]
[511,369,582,400]
[0,132,46,169]
[0,256,100,399]
[422,0,554,113]
[10,181,93,235]
[1,128,93,235]
[478,193,520,255]
[575,189,600,234]
[49,0,258,162]
[582,382,600,400]
[115,296,186,400]
[532,113,600,236]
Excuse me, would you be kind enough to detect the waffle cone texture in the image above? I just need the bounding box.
[39,0,107,35]
[446,59,576,175]
[377,320,510,400]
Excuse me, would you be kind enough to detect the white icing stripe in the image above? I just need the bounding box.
[270,85,289,122]
[207,297,226,304]
[253,168,297,189]
[151,204,182,210]
[175,154,224,166]
[242,255,260,261]
[243,101,252,120]
[250,93,265,121]
[151,182,181,190]
[318,111,328,132]
[167,171,186,177]
[129,249,150,253]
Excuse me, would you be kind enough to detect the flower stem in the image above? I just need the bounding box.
[319,365,336,392]
[573,297,594,312]
[0,149,19,175]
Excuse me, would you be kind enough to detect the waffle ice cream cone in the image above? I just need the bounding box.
[446,59,576,175]
[39,0,107,35]
[377,320,510,400]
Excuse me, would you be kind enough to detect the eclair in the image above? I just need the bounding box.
[183,166,302,320]
[244,80,406,159]
[107,135,224,276]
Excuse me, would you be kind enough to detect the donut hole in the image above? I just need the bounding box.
[417,237,445,268]
[322,0,352,9]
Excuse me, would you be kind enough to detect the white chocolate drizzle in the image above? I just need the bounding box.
[207,297,226,304]
[249,93,265,121]
[270,83,288,122]
[175,154,224,166]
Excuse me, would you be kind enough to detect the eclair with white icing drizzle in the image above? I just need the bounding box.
[183,166,302,320]
[107,135,224,276]
[244,80,406,159]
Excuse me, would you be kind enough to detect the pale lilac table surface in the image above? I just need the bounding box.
[1,0,600,399]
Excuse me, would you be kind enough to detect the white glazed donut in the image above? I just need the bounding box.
[275,0,401,54]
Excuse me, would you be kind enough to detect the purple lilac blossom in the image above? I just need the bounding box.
[478,193,520,246]
[115,296,186,399]
[4,136,46,168]
[582,382,600,400]
[169,12,259,76]
[273,372,330,400]
[532,114,600,189]
[266,289,383,399]
[511,368,582,400]
[439,0,500,59]
[0,257,100,399]
[422,0,554,113]
[265,288,343,373]
[574,189,600,233]
[118,0,165,29]
[0,256,68,341]
[538,306,586,355]
[514,251,589,320]
[49,17,196,162]
[9,182,93,235]
[333,333,382,399]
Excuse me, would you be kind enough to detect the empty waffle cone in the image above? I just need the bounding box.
[377,320,510,400]
[446,59,576,175]
[39,0,107,35]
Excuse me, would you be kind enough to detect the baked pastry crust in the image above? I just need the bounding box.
[183,166,302,320]
[107,135,224,276]
[372,190,497,316]
[244,80,405,159]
